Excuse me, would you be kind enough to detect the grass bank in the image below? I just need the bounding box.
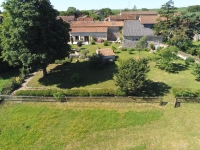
[1,102,200,150]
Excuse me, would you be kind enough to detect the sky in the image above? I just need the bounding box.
[0,0,199,11]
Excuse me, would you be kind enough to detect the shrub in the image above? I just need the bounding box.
[172,88,198,97]
[90,89,114,96]
[91,40,96,45]
[185,57,195,65]
[150,43,155,50]
[121,47,127,51]
[77,41,82,47]
[53,92,65,102]
[64,89,89,96]
[89,55,104,69]
[70,73,80,83]
[97,38,104,43]
[80,49,89,55]
[0,77,22,95]
[127,48,134,54]
[112,46,116,52]
[114,89,126,96]
[103,40,109,46]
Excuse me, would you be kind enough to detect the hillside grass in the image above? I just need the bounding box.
[1,102,200,150]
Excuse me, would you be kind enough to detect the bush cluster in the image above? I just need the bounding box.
[0,76,24,95]
[15,89,126,97]
[172,88,199,97]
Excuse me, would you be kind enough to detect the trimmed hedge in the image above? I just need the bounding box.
[172,88,199,97]
[15,89,124,97]
[89,89,114,96]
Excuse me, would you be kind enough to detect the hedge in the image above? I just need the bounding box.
[14,89,125,97]
[172,88,199,97]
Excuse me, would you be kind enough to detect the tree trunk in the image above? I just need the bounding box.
[42,65,47,77]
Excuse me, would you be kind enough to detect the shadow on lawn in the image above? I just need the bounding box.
[141,80,171,97]
[169,63,188,74]
[38,61,118,89]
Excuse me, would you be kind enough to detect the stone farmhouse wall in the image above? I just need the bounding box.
[71,32,107,43]
[122,36,163,48]
[107,27,121,41]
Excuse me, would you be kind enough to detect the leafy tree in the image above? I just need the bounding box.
[192,63,200,81]
[115,58,150,95]
[59,11,67,16]
[154,0,177,42]
[66,7,77,16]
[136,36,148,49]
[81,10,90,16]
[168,25,192,51]
[142,8,149,11]
[0,0,71,76]
[136,36,148,57]
[99,8,113,19]
[187,5,200,12]
[156,46,178,72]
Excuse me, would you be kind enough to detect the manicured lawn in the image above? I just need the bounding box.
[1,102,200,150]
[27,43,200,101]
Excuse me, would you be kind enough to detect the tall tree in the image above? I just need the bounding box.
[115,58,150,95]
[154,0,177,42]
[99,8,113,19]
[0,0,71,76]
[66,7,76,16]
[187,5,200,12]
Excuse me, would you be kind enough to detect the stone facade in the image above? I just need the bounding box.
[122,36,163,48]
[107,27,121,41]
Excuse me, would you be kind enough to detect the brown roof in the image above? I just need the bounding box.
[57,16,76,22]
[140,15,167,24]
[70,21,124,27]
[109,14,136,20]
[139,15,159,24]
[71,27,108,33]
[77,15,93,21]
[121,11,158,15]
[97,48,115,56]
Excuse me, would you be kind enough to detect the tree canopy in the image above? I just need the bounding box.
[115,58,150,95]
[0,0,71,76]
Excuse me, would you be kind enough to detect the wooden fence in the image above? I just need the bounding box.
[174,97,200,108]
[0,95,163,105]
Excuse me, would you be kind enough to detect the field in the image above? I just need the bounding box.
[26,43,200,101]
[0,102,200,150]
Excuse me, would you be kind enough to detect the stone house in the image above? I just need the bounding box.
[96,48,115,62]
[57,15,77,23]
[77,15,93,21]
[120,11,158,20]
[105,14,136,21]
[70,21,124,43]
[122,20,163,48]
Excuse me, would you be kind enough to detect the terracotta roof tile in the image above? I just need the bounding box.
[77,15,93,21]
[70,21,124,27]
[57,16,76,22]
[109,14,136,20]
[71,27,108,33]
[121,11,158,15]
[97,48,115,56]
[139,15,159,24]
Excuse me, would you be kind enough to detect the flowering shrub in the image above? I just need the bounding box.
[97,38,104,43]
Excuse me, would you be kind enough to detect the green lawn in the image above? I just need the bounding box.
[1,102,200,150]
[0,69,19,92]
[27,43,200,101]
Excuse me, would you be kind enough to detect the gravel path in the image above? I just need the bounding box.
[12,71,38,95]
